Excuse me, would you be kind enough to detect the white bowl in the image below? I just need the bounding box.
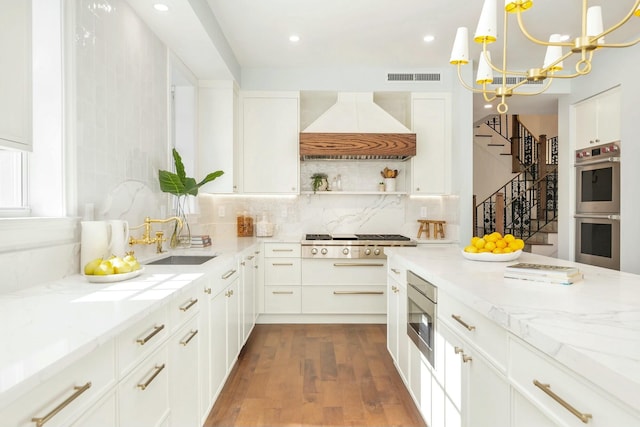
[83,267,144,283]
[461,250,522,262]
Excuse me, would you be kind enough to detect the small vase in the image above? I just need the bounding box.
[384,178,397,192]
[171,195,191,249]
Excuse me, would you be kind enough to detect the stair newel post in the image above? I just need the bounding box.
[537,134,548,220]
[473,195,478,237]
[510,115,521,173]
[495,193,505,236]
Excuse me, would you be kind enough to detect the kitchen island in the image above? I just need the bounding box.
[386,245,640,426]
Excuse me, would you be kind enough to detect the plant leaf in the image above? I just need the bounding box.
[172,148,186,180]
[159,170,185,195]
[197,170,224,188]
[182,177,199,196]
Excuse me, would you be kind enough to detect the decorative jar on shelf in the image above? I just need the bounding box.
[384,178,397,192]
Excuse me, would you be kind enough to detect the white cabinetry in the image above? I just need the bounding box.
[574,87,621,150]
[411,93,452,194]
[387,257,409,383]
[240,92,300,194]
[0,0,32,149]
[198,81,239,193]
[240,249,257,344]
[264,243,301,313]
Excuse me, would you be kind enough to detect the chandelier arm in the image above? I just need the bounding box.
[515,8,572,48]
[482,89,497,103]
[456,64,495,94]
[511,77,555,96]
[538,47,579,76]
[590,0,640,42]
[481,44,527,76]
[596,37,640,49]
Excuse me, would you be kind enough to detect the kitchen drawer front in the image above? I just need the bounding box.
[264,285,301,313]
[301,285,386,314]
[509,337,639,427]
[118,346,169,427]
[1,340,116,427]
[387,256,407,285]
[117,306,169,377]
[265,258,301,284]
[264,243,301,258]
[302,259,386,284]
[169,284,201,332]
[438,291,507,371]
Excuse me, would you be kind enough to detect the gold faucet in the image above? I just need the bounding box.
[129,216,183,253]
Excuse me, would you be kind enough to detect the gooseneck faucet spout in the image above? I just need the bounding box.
[129,216,183,253]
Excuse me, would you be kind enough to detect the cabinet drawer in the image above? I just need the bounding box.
[264,285,301,313]
[302,259,386,284]
[387,257,407,284]
[265,258,301,284]
[1,340,116,427]
[301,285,386,314]
[264,243,301,257]
[169,284,201,332]
[509,337,639,427]
[118,346,169,427]
[438,291,507,371]
[117,306,169,377]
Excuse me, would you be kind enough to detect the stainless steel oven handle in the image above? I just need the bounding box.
[574,156,620,167]
[574,213,620,220]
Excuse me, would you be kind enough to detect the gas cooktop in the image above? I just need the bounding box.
[302,233,416,259]
[304,233,412,242]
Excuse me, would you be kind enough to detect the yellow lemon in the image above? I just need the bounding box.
[464,245,478,253]
[514,238,525,250]
[478,248,491,253]
[508,241,520,250]
[471,236,480,245]
[504,234,515,243]
[492,247,503,254]
[474,238,486,249]
[503,247,513,253]
[495,239,507,249]
[484,241,496,251]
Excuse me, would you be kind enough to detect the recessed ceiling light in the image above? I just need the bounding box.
[153,3,169,12]
[289,35,300,43]
[423,35,435,43]
[484,104,493,109]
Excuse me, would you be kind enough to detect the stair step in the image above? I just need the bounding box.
[500,153,512,156]
[475,134,492,138]
[487,143,505,147]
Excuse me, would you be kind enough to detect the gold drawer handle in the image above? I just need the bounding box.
[222,269,236,280]
[225,289,235,297]
[333,291,384,295]
[179,298,198,312]
[451,314,476,331]
[137,364,166,390]
[204,287,212,294]
[180,329,199,346]
[272,248,294,252]
[136,324,165,345]
[390,268,401,274]
[454,346,464,354]
[241,261,246,266]
[272,262,294,266]
[272,291,294,294]
[31,382,92,427]
[533,380,592,423]
[333,263,385,267]
[462,354,473,363]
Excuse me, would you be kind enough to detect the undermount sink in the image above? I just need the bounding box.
[146,255,217,265]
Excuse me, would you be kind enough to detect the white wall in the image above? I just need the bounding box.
[558,43,640,274]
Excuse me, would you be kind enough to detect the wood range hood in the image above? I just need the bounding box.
[300,93,416,161]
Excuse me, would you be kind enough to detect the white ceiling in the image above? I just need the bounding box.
[126,0,640,119]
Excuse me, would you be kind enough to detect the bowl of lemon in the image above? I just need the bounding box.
[462,232,524,262]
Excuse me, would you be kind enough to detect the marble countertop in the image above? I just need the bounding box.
[386,245,640,411]
[0,234,301,409]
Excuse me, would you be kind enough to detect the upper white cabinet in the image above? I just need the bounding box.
[411,93,452,194]
[0,0,32,150]
[240,91,300,194]
[198,81,239,193]
[574,86,621,150]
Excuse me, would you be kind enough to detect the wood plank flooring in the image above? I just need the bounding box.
[204,324,426,427]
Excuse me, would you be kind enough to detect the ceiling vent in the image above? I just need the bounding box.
[490,76,544,85]
[387,73,441,82]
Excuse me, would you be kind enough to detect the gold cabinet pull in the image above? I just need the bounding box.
[462,354,473,363]
[272,248,293,252]
[180,329,198,346]
[333,263,385,267]
[272,291,294,294]
[31,382,92,427]
[222,269,236,280]
[391,285,399,293]
[204,287,212,294]
[225,289,235,297]
[241,261,246,266]
[272,262,294,266]
[136,324,165,345]
[533,380,593,423]
[333,291,384,295]
[137,364,166,390]
[451,314,476,331]
[390,268,401,274]
[179,298,198,312]
[454,346,464,354]
[247,255,255,260]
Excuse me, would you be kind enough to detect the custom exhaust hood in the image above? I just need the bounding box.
[300,93,416,161]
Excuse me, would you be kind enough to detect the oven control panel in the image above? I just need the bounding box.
[575,142,620,162]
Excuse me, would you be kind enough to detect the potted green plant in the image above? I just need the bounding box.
[159,148,224,247]
[311,173,329,193]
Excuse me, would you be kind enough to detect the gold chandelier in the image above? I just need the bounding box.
[450,0,640,114]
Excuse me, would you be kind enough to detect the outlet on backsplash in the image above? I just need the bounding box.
[420,206,427,218]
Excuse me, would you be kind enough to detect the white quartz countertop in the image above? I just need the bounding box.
[386,245,640,411]
[0,234,300,409]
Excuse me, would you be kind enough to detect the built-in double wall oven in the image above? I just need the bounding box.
[407,270,437,368]
[575,142,620,270]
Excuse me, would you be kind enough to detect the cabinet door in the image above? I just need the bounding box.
[0,0,31,149]
[512,389,559,427]
[411,94,451,194]
[574,100,598,150]
[241,254,256,344]
[208,288,227,401]
[595,87,620,145]
[387,279,399,362]
[70,392,116,427]
[169,317,200,427]
[226,278,241,372]
[241,93,299,194]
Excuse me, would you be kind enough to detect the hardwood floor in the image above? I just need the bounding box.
[205,324,426,427]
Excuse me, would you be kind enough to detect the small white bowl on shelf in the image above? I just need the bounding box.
[461,250,522,262]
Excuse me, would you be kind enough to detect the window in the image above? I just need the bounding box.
[0,149,28,215]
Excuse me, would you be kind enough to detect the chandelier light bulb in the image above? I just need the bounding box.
[475,0,498,43]
[543,34,564,71]
[450,27,470,64]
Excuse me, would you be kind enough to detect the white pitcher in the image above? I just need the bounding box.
[80,221,110,272]
[108,220,130,257]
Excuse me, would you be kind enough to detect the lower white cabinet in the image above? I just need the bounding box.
[70,391,117,427]
[118,346,170,427]
[264,243,301,313]
[387,258,409,383]
[240,250,256,344]
[169,316,200,427]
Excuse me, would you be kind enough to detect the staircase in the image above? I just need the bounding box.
[474,115,559,256]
